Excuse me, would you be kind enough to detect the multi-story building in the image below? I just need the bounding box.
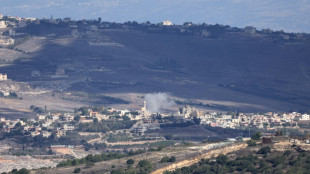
[300,114,310,120]
[63,124,74,131]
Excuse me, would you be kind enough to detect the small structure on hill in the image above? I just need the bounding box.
[0,73,7,81]
[162,20,173,26]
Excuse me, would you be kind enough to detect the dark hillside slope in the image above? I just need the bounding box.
[1,24,310,112]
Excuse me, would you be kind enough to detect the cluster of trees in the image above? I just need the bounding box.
[246,132,262,146]
[2,168,29,174]
[160,156,176,163]
[77,119,135,132]
[160,121,195,128]
[0,92,18,99]
[16,132,99,149]
[164,147,310,174]
[175,100,230,110]
[111,159,153,174]
[29,105,46,113]
[251,132,262,140]
[57,149,147,167]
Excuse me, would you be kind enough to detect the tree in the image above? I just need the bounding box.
[17,168,29,174]
[9,92,18,98]
[127,159,135,165]
[14,122,22,128]
[193,116,201,125]
[247,140,257,146]
[93,118,99,124]
[275,130,284,136]
[160,156,170,163]
[138,160,152,172]
[74,115,80,121]
[168,156,176,162]
[79,106,89,115]
[85,161,95,168]
[164,134,173,140]
[257,146,271,154]
[283,150,291,156]
[251,132,262,140]
[216,154,228,164]
[73,168,81,173]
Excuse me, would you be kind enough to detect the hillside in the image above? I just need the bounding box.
[1,21,310,112]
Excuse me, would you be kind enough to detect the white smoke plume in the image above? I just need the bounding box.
[145,92,175,113]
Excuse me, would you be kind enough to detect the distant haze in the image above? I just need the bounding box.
[145,93,176,113]
[0,0,310,33]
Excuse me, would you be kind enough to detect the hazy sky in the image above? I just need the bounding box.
[0,0,309,33]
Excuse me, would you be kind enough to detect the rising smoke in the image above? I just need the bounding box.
[145,92,175,113]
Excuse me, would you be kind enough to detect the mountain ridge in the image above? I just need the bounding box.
[0,20,310,112]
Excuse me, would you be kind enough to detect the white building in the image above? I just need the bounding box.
[162,20,173,26]
[0,21,6,28]
[0,37,15,45]
[0,117,5,122]
[300,114,310,120]
[0,74,7,81]
[0,14,3,19]
[36,114,46,121]
[41,131,52,138]
[140,101,151,118]
[42,122,52,128]
[63,124,74,131]
[64,114,74,122]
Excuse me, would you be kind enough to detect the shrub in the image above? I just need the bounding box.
[85,161,95,168]
[247,140,257,146]
[251,132,262,140]
[257,146,271,154]
[138,159,153,172]
[73,168,81,173]
[164,134,173,140]
[216,154,228,164]
[168,156,176,162]
[283,150,292,156]
[160,156,170,163]
[127,159,135,165]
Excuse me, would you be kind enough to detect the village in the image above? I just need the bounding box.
[1,99,310,140]
[1,100,310,173]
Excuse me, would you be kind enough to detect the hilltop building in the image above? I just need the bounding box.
[0,13,3,19]
[162,20,173,26]
[0,73,7,81]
